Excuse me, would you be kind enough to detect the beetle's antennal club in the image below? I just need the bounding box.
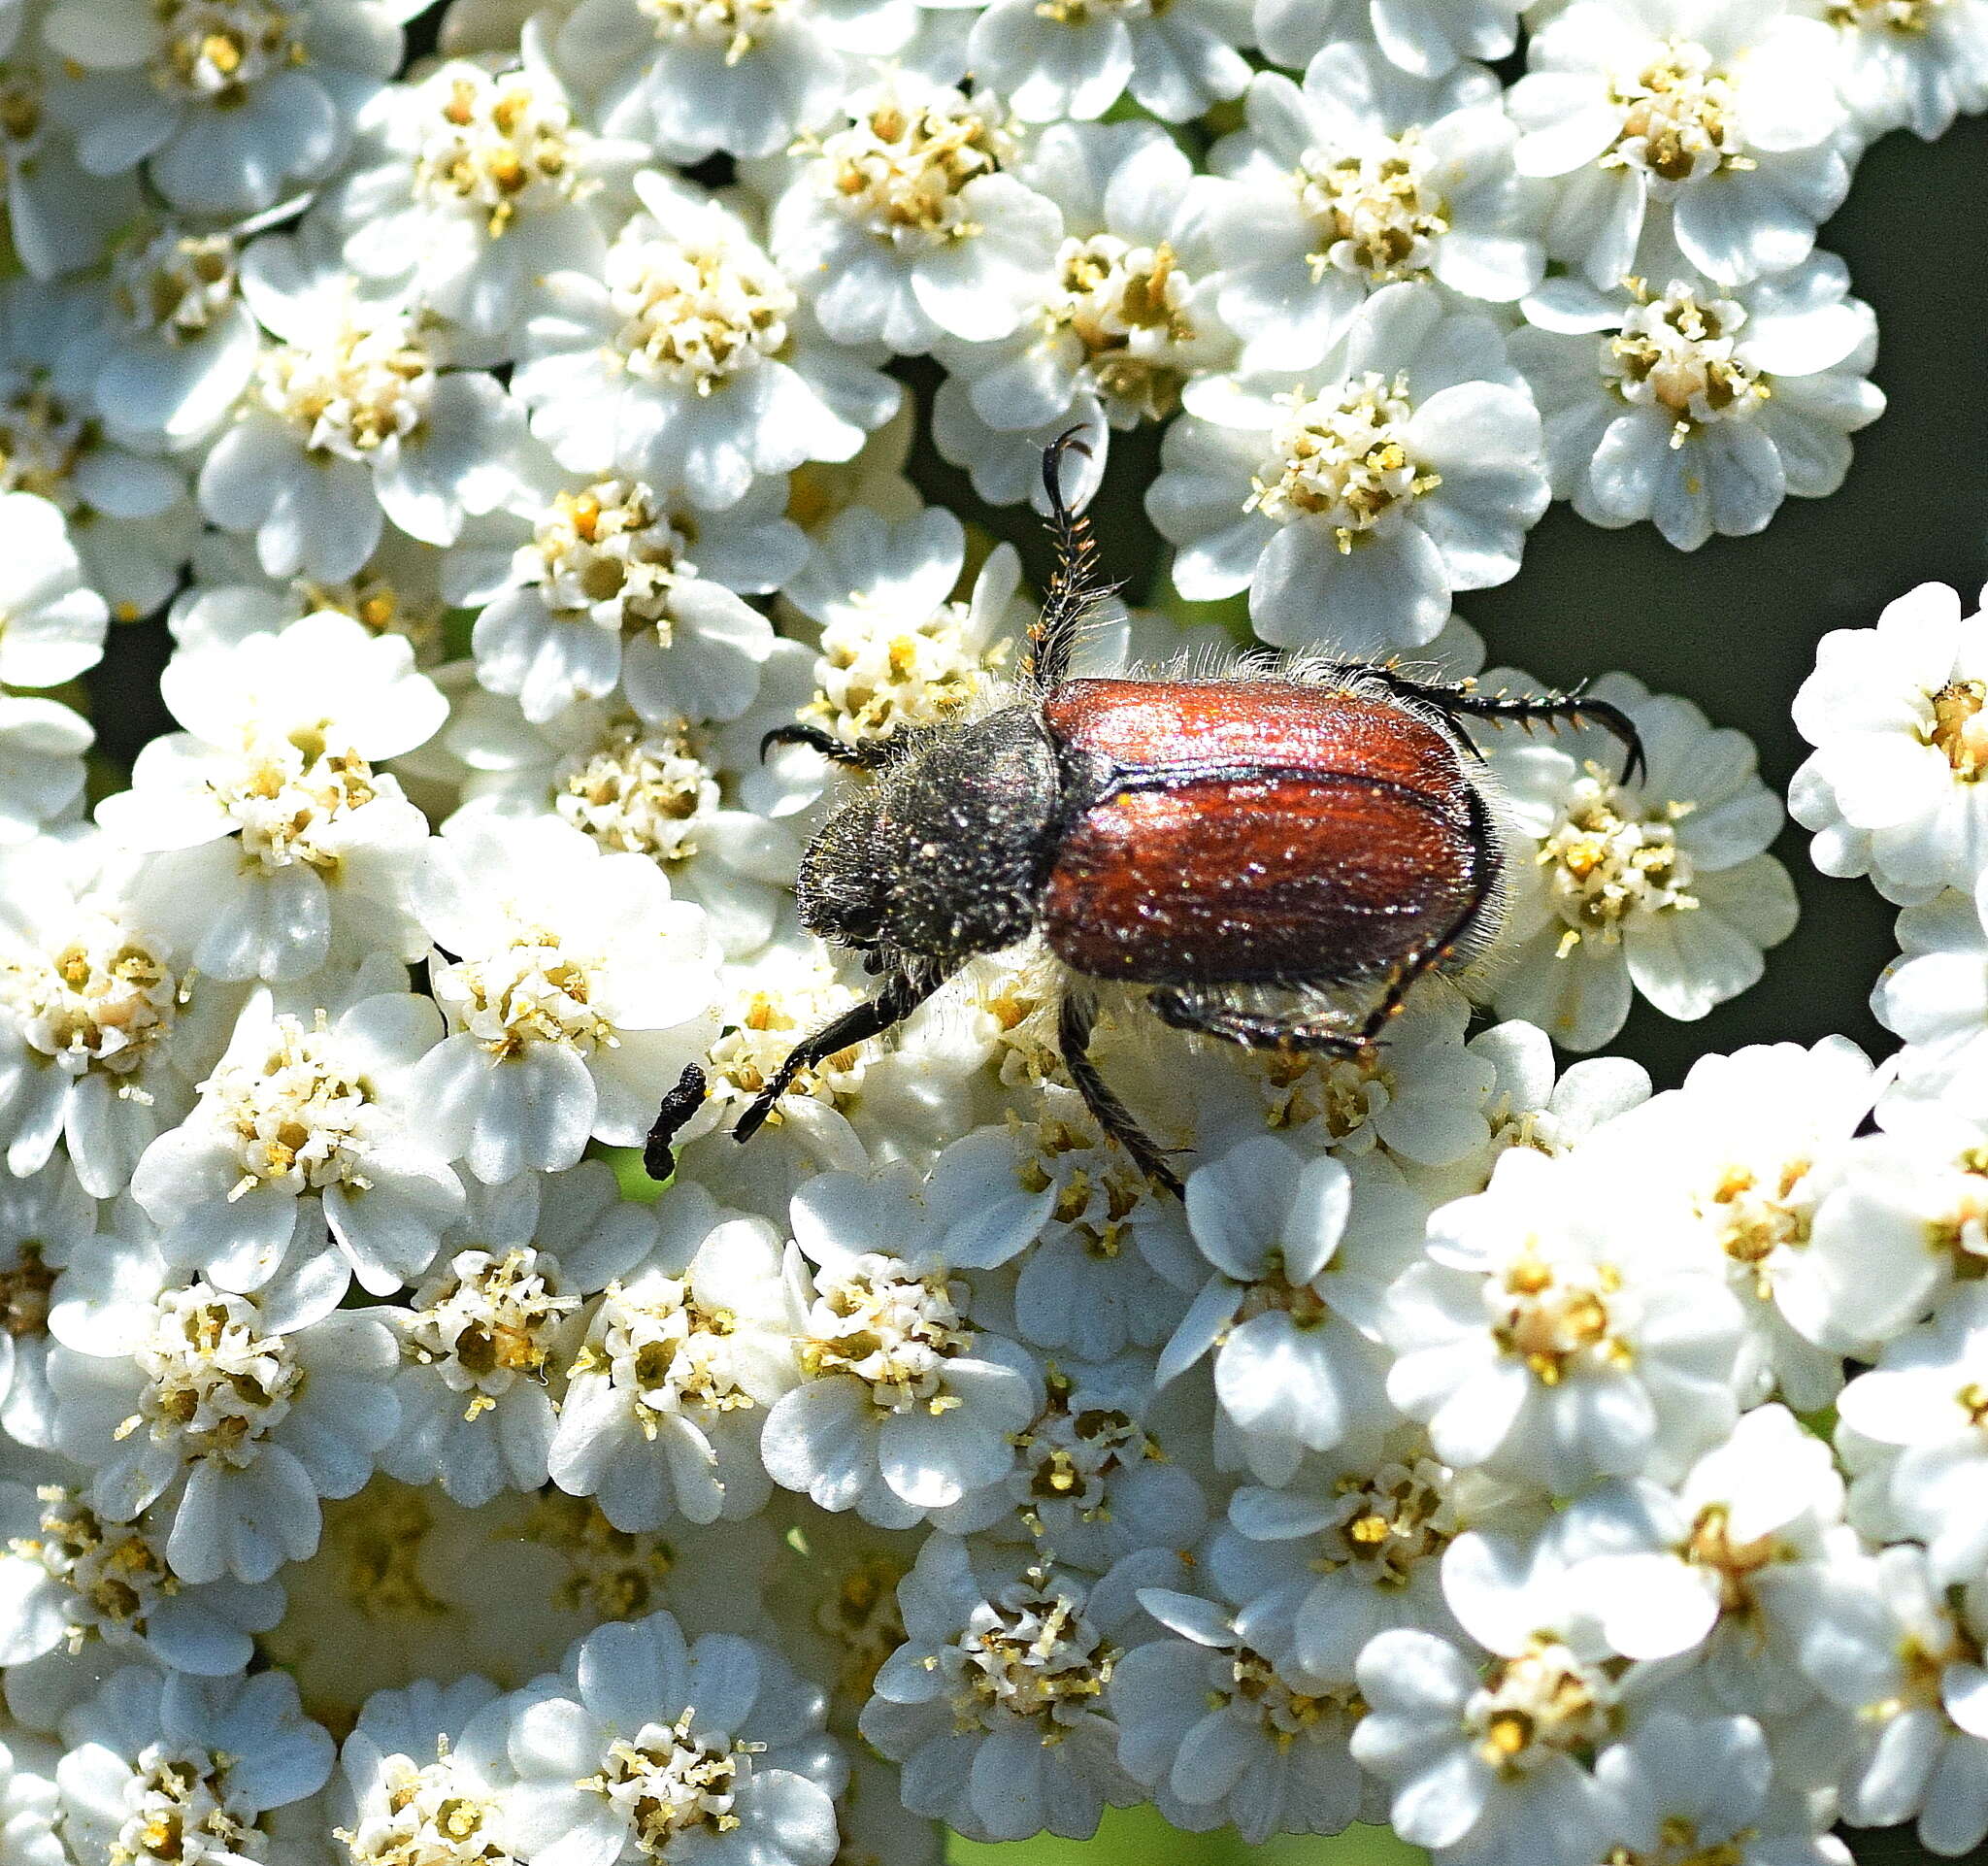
[1023,425,1114,693]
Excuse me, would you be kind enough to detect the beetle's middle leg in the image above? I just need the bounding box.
[1057,994,1183,1198]
[1148,987,1375,1057]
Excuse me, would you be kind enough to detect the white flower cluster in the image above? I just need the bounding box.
[1,0,1985,1861]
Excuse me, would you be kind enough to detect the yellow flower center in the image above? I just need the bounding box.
[1537,766,1698,955]
[1247,372,1441,550]
[1607,42,1744,184]
[1931,680,1988,780]
[1295,131,1450,284]
[816,87,1016,245]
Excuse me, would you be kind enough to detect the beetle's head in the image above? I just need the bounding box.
[794,706,1063,968]
[794,786,892,955]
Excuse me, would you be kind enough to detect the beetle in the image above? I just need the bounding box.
[646,429,1643,1196]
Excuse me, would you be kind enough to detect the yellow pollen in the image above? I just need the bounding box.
[1931,680,1988,780]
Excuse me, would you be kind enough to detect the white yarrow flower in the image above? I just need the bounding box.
[0,695,90,847]
[1791,580,1988,904]
[517,173,898,511]
[857,1534,1141,1843]
[336,1676,523,1866]
[329,38,644,348]
[506,1610,845,1866]
[129,983,464,1296]
[549,1179,798,1529]
[1110,1588,1364,1844]
[1810,0,1988,140]
[45,0,410,213]
[54,1667,333,1865]
[1351,1624,1615,1866]
[1510,0,1851,287]
[199,233,527,583]
[1205,1426,1531,1679]
[0,1156,93,1444]
[1584,1037,1879,1406]
[0,28,142,282]
[0,278,199,621]
[1804,1121,1988,1350]
[96,612,447,983]
[410,812,721,1183]
[932,1353,1208,1571]
[1152,282,1548,654]
[760,1134,1050,1526]
[1592,1712,1851,1866]
[47,1232,399,1583]
[0,1479,283,1675]
[89,217,260,449]
[1209,48,1542,375]
[1836,1285,1988,1587]
[381,1161,659,1508]
[1554,1403,1846,1707]
[1253,0,1523,78]
[1387,1141,1746,1490]
[767,72,1063,355]
[967,0,1250,123]
[1159,1136,1418,1484]
[781,504,1028,750]
[1870,887,1988,1128]
[1796,1543,1988,1855]
[932,121,1237,509]
[559,0,914,159]
[0,492,108,691]
[0,837,228,1197]
[1484,671,1799,1052]
[1512,256,1883,550]
[441,693,807,960]
[447,463,792,726]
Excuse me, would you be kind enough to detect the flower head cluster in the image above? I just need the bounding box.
[4,0,1987,1861]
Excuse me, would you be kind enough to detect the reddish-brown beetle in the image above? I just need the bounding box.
[647,431,1641,1195]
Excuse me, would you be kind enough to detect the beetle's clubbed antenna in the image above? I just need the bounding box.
[1022,425,1115,693]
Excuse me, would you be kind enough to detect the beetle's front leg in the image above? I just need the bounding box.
[644,1064,710,1181]
[642,968,946,1181]
[760,722,914,770]
[731,967,943,1144]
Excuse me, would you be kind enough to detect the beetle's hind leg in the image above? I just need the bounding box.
[1362,668,1647,786]
[1149,986,1378,1057]
[1058,994,1183,1199]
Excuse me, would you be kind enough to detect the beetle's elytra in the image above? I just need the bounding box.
[646,430,1643,1196]
[1039,678,1488,987]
